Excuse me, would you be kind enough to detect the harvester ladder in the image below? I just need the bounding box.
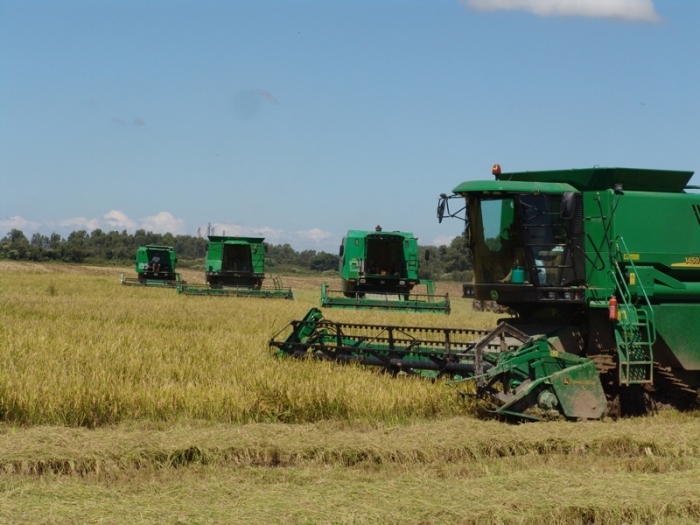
[610,236,656,386]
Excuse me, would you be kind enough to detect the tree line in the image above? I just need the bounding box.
[0,228,472,280]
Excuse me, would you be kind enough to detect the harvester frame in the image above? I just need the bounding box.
[272,166,700,421]
[120,245,182,288]
[177,235,294,299]
[322,227,450,313]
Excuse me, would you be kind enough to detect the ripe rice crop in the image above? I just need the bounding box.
[3,262,700,524]
[0,262,496,427]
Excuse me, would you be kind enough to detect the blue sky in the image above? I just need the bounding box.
[1,0,698,252]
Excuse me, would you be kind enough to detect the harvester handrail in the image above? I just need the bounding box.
[612,235,657,345]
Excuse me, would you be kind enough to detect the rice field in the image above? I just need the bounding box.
[2,261,700,524]
[0,261,485,427]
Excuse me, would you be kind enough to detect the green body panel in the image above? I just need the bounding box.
[653,304,700,370]
[205,236,266,287]
[329,228,449,313]
[135,246,177,275]
[584,189,700,299]
[339,229,420,284]
[453,180,578,195]
[492,167,694,193]
[548,360,608,419]
[121,245,179,286]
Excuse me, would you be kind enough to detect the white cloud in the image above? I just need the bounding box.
[103,210,137,230]
[295,228,332,243]
[208,222,285,241]
[431,235,457,247]
[2,210,191,238]
[56,216,102,231]
[0,215,41,232]
[141,212,186,234]
[199,223,339,251]
[464,0,660,22]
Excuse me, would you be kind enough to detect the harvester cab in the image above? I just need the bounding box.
[320,226,450,313]
[274,165,700,421]
[120,245,181,287]
[177,236,293,299]
[436,171,587,315]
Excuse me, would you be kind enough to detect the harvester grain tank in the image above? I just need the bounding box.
[272,166,700,420]
[178,236,293,299]
[120,245,181,287]
[320,226,450,313]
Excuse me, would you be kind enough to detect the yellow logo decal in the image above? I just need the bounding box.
[672,257,700,267]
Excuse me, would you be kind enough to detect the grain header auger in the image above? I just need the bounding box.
[272,165,700,421]
[120,245,182,287]
[177,236,294,299]
[320,226,450,313]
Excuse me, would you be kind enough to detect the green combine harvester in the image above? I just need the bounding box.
[120,245,181,287]
[178,236,293,299]
[321,226,450,313]
[272,166,700,421]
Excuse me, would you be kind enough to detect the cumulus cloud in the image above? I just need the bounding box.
[464,0,660,22]
[0,215,40,232]
[208,222,284,240]
[201,223,338,251]
[296,228,333,243]
[56,216,102,231]
[141,212,186,234]
[103,210,137,230]
[1,210,190,238]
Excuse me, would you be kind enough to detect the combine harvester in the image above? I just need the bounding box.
[120,245,181,287]
[272,166,700,420]
[178,236,293,299]
[321,226,450,313]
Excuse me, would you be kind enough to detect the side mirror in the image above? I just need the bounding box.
[425,250,430,261]
[437,194,448,223]
[339,245,344,257]
[560,192,575,220]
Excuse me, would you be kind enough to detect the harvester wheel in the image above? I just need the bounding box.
[618,385,653,417]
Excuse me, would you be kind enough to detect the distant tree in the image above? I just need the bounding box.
[4,229,29,244]
[30,232,50,249]
[442,236,472,273]
[309,252,339,272]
